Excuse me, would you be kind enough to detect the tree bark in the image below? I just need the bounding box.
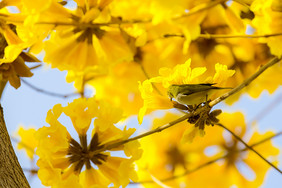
[0,104,30,188]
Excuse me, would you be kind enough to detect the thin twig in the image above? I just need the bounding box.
[200,33,282,39]
[1,0,225,27]
[209,57,281,107]
[10,136,35,154]
[217,123,282,174]
[163,33,282,39]
[93,58,281,154]
[131,131,282,184]
[148,33,282,45]
[140,64,163,96]
[36,0,225,27]
[92,104,211,156]
[22,168,38,174]
[241,131,282,151]
[91,113,191,155]
[29,64,42,70]
[21,79,79,99]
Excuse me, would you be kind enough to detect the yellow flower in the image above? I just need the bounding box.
[251,0,282,57]
[136,112,212,187]
[181,2,281,103]
[152,59,207,88]
[0,3,48,61]
[94,100,123,131]
[0,5,41,89]
[36,104,70,161]
[205,112,280,188]
[79,168,109,188]
[112,0,207,25]
[0,24,39,88]
[247,62,282,98]
[138,59,235,123]
[44,30,101,72]
[66,65,108,93]
[72,60,146,116]
[188,35,282,103]
[42,1,133,73]
[0,23,26,63]
[63,97,98,135]
[0,55,34,89]
[137,111,279,187]
[213,63,237,84]
[138,79,173,124]
[36,98,142,187]
[181,125,206,143]
[16,126,38,159]
[110,0,151,21]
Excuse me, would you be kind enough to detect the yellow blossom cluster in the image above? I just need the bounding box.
[34,98,142,187]
[1,0,280,187]
[0,0,281,102]
[137,112,279,188]
[138,59,235,124]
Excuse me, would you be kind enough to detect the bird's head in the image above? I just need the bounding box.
[167,85,178,101]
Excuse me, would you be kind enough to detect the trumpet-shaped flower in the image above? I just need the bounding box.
[35,98,142,187]
[41,0,133,73]
[16,126,38,159]
[136,112,216,187]
[203,112,280,188]
[138,58,235,123]
[251,0,282,57]
[137,112,279,187]
[0,24,39,88]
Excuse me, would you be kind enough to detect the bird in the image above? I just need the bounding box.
[167,83,232,105]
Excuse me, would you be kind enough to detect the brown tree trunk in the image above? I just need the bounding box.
[0,104,30,188]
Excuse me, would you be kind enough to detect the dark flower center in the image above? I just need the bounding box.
[67,133,108,173]
[166,145,187,172]
[74,26,105,43]
[223,140,241,167]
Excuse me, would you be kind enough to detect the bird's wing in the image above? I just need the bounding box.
[177,84,214,96]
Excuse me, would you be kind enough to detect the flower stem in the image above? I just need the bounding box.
[21,78,79,99]
[94,58,281,157]
[140,64,163,96]
[131,131,282,184]
[217,123,282,174]
[209,57,281,107]
[163,33,282,39]
[93,113,192,154]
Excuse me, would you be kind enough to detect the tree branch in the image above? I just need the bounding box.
[1,0,226,27]
[217,123,282,174]
[0,104,30,187]
[90,56,281,164]
[21,79,79,99]
[96,57,281,154]
[131,131,282,184]
[163,33,282,39]
[10,136,35,154]
[209,57,281,107]
[139,64,163,96]
[91,113,192,155]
